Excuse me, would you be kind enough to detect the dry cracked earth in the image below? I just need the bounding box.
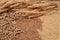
[0,0,60,40]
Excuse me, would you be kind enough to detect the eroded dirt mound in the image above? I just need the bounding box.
[0,0,42,40]
[0,0,59,40]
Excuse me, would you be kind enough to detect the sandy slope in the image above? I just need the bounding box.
[38,11,60,40]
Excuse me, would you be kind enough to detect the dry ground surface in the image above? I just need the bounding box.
[0,0,60,40]
[40,11,60,40]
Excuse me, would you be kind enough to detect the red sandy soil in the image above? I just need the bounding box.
[16,18,42,40]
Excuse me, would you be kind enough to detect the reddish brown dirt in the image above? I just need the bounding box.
[16,18,42,40]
